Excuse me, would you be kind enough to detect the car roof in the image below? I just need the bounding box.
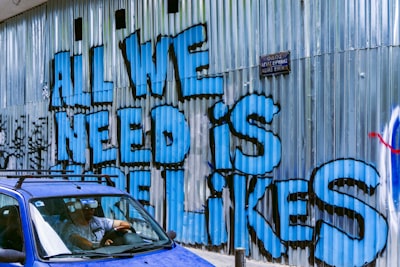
[0,176,126,199]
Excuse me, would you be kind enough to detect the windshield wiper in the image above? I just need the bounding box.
[43,253,73,259]
[45,241,173,259]
[44,251,133,259]
[121,241,174,253]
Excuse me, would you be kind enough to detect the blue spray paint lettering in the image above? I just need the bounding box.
[47,19,389,266]
[248,177,286,258]
[165,169,206,243]
[52,52,90,107]
[91,46,113,103]
[311,159,388,266]
[229,95,281,175]
[233,174,249,252]
[86,111,116,165]
[121,32,170,97]
[275,179,313,243]
[391,119,400,210]
[54,112,86,163]
[121,24,223,99]
[151,105,190,165]
[117,108,151,165]
[209,101,232,170]
[172,25,223,98]
[52,49,111,107]
[207,172,228,245]
[129,170,154,215]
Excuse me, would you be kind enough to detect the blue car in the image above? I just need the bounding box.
[0,171,214,266]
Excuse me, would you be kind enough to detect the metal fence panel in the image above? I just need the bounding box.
[1,0,400,266]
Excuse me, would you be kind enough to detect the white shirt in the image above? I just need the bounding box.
[63,216,114,250]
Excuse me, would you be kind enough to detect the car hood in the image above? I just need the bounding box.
[47,245,214,267]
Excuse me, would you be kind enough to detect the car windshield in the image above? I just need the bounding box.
[29,195,171,259]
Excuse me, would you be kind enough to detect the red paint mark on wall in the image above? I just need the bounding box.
[369,132,400,154]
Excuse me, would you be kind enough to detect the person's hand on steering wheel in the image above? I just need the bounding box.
[103,239,114,246]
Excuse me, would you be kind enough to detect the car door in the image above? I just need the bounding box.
[0,192,25,266]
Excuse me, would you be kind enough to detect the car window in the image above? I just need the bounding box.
[0,193,24,252]
[31,194,171,259]
[102,196,160,241]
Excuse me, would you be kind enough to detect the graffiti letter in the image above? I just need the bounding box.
[233,174,249,252]
[117,108,151,165]
[207,172,228,245]
[100,166,126,192]
[51,52,90,107]
[230,94,281,175]
[54,112,87,163]
[312,159,388,266]
[129,170,154,215]
[73,55,91,106]
[51,52,72,107]
[210,101,232,170]
[276,179,313,243]
[165,169,206,243]
[86,111,116,165]
[172,25,223,98]
[151,105,190,165]
[91,46,113,103]
[247,177,286,258]
[120,32,170,97]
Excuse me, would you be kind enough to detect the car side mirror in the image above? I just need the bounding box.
[0,249,25,263]
[166,230,176,240]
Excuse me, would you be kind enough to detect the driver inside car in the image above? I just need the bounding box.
[62,199,131,250]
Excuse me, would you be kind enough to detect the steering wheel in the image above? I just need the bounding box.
[100,226,140,246]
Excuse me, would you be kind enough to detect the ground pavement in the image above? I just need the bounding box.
[186,247,292,267]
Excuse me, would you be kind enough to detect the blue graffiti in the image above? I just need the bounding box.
[208,95,284,258]
[207,158,388,266]
[117,108,151,165]
[248,177,286,258]
[233,174,249,252]
[129,170,154,215]
[391,119,400,210]
[172,25,223,98]
[54,112,86,163]
[311,159,388,266]
[210,96,281,174]
[229,95,281,175]
[55,105,191,167]
[121,31,170,97]
[166,169,207,243]
[92,46,113,103]
[51,53,90,107]
[275,179,313,243]
[52,47,113,107]
[151,105,190,165]
[121,24,223,99]
[86,111,116,165]
[207,172,228,245]
[49,20,388,267]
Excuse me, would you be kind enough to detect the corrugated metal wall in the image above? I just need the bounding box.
[0,0,399,266]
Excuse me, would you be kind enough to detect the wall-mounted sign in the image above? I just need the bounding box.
[260,51,291,77]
